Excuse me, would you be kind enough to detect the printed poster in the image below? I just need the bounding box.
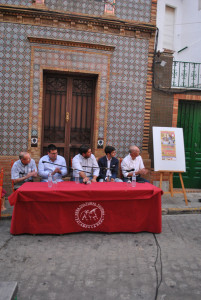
[153,127,186,172]
[161,131,176,160]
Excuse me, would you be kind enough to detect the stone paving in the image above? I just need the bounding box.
[1,215,201,300]
[161,191,201,214]
[1,188,201,299]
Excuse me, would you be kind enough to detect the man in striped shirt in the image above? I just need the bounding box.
[72,145,99,183]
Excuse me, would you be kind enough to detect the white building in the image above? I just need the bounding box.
[157,0,201,63]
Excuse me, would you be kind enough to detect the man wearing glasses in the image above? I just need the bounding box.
[38,144,67,182]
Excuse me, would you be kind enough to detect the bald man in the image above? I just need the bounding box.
[11,152,37,190]
[121,145,149,182]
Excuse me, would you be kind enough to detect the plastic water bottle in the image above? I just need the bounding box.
[107,176,111,182]
[132,171,136,187]
[48,172,52,188]
[75,175,79,184]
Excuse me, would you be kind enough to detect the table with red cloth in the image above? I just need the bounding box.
[8,182,163,235]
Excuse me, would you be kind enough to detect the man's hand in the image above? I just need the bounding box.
[91,176,97,183]
[137,168,148,176]
[52,168,61,175]
[110,178,115,182]
[28,171,37,178]
[83,177,89,183]
[13,170,37,184]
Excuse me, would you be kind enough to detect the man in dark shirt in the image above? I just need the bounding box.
[98,146,122,182]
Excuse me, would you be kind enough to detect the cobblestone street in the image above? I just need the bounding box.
[1,214,201,300]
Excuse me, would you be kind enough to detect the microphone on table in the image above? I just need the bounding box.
[125,169,135,172]
[42,161,92,175]
[42,161,67,168]
[42,161,107,170]
[42,160,114,183]
[84,180,91,185]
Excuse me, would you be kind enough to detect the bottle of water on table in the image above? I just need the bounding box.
[132,171,136,187]
[48,172,52,188]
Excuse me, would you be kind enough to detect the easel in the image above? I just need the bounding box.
[159,171,188,206]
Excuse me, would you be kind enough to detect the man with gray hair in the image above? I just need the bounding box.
[121,145,149,182]
[11,152,37,190]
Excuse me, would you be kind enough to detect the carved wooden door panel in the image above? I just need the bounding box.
[42,73,95,169]
[42,74,68,157]
[69,78,95,159]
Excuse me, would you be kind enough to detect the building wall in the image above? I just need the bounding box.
[149,50,174,166]
[157,0,201,62]
[0,1,157,192]
[149,90,174,166]
[0,22,150,157]
[179,0,201,62]
[0,0,152,22]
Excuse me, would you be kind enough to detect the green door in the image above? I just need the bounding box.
[174,100,201,188]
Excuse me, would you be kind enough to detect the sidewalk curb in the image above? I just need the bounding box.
[0,213,12,219]
[162,207,201,215]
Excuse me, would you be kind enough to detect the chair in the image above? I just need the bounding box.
[118,158,123,179]
[11,160,15,193]
[0,168,4,214]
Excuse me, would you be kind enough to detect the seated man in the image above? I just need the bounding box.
[11,152,37,190]
[98,146,122,182]
[72,145,99,183]
[121,145,149,182]
[38,144,67,182]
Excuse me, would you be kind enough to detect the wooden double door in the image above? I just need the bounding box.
[42,72,96,169]
[174,100,201,188]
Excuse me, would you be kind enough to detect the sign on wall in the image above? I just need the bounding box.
[104,0,115,15]
[153,126,186,172]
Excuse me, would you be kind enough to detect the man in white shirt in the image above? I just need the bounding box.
[72,145,99,183]
[11,152,37,190]
[121,145,149,182]
[38,144,67,182]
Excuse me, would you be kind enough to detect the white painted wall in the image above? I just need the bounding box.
[157,0,201,62]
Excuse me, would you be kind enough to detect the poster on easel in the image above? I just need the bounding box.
[153,127,186,172]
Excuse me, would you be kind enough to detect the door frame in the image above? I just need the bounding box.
[172,94,201,127]
[173,93,201,188]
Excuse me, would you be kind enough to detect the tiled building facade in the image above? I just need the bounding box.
[0,0,157,191]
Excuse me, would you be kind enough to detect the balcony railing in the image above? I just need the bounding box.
[172,61,201,89]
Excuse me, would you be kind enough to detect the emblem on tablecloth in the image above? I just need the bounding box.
[75,202,105,229]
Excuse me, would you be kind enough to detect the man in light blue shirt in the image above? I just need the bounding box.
[38,144,67,182]
[11,152,37,190]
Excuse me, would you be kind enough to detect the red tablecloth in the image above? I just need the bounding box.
[8,182,163,234]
